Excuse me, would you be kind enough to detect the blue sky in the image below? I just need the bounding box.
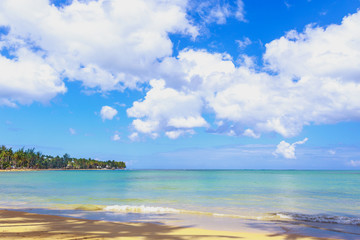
[1,0,360,169]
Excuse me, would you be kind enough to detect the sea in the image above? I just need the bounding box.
[0,170,359,239]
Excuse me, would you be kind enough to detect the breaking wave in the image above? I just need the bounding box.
[101,204,250,218]
[103,205,181,214]
[68,204,360,226]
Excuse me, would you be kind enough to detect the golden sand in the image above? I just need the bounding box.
[0,210,336,240]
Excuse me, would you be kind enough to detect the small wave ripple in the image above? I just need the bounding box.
[275,212,360,225]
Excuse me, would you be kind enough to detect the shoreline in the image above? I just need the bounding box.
[0,209,335,240]
[0,168,123,172]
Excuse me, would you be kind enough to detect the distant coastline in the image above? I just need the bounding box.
[0,168,124,172]
[0,145,126,170]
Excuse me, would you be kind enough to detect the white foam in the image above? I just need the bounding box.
[103,205,181,214]
[102,205,253,220]
[276,213,292,219]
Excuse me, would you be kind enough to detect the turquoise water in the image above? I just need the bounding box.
[1,170,360,230]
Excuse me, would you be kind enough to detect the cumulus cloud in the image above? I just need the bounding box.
[100,106,118,121]
[0,0,197,105]
[0,47,66,106]
[264,14,360,84]
[127,79,207,138]
[273,138,308,159]
[138,48,300,138]
[2,0,360,142]
[128,10,360,139]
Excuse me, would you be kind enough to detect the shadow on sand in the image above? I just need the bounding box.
[0,210,336,239]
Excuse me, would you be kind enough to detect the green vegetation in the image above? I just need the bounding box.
[0,145,126,170]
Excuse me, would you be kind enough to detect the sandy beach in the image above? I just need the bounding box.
[0,210,337,240]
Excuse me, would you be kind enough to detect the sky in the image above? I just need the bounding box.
[1,0,360,169]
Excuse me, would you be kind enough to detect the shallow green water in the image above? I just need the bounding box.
[0,170,359,225]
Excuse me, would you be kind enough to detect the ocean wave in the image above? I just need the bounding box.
[102,205,250,219]
[275,212,360,225]
[103,205,181,214]
[67,204,360,226]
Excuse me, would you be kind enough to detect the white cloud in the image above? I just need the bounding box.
[156,48,303,137]
[69,128,76,135]
[295,138,308,145]
[2,0,360,142]
[128,132,139,142]
[206,3,231,25]
[127,79,207,138]
[132,119,159,134]
[167,116,208,129]
[165,129,195,139]
[112,133,120,141]
[128,10,360,139]
[192,0,246,25]
[0,0,198,105]
[234,0,246,22]
[165,130,182,139]
[100,106,118,121]
[243,129,260,139]
[236,37,251,49]
[0,47,66,106]
[264,13,360,83]
[273,138,308,159]
[348,160,360,167]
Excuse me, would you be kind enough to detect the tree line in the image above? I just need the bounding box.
[0,145,126,170]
